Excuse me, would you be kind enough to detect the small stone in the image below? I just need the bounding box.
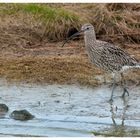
[10,109,34,121]
[0,104,9,112]
[54,100,60,103]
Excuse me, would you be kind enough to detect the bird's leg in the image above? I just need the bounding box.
[121,97,128,126]
[110,73,117,102]
[109,100,117,126]
[103,73,107,84]
[121,73,129,98]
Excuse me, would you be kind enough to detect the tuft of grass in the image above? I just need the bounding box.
[22,4,79,21]
[93,127,140,137]
[0,4,82,42]
[93,126,127,137]
[21,4,82,41]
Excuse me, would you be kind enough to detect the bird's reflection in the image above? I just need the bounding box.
[109,97,129,126]
[107,97,129,136]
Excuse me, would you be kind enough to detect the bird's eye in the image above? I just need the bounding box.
[87,27,89,30]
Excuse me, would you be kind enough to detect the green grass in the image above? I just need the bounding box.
[0,4,79,20]
[0,4,82,41]
[22,4,79,21]
[21,4,82,41]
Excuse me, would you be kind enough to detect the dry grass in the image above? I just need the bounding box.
[0,56,103,86]
[0,54,139,86]
[69,3,140,44]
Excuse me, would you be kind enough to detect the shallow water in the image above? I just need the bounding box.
[0,79,140,136]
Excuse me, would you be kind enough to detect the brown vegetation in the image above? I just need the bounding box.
[0,3,139,86]
[0,56,104,86]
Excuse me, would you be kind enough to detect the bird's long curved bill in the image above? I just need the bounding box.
[61,30,83,47]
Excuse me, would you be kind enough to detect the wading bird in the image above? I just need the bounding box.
[62,23,140,101]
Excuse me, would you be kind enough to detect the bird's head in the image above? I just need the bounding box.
[81,23,94,32]
[61,23,94,47]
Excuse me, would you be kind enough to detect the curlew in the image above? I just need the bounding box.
[62,23,140,101]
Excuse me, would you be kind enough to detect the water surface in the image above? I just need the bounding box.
[0,80,140,136]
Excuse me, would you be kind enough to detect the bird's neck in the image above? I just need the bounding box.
[84,31,96,49]
[84,31,98,62]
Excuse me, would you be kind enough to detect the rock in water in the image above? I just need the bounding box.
[10,109,34,121]
[0,103,9,112]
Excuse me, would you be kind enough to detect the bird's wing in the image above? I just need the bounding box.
[97,41,138,67]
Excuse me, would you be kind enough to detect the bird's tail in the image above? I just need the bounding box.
[122,63,140,71]
[132,63,140,69]
[136,63,140,68]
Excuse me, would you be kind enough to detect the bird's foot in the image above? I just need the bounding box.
[109,97,113,103]
[122,88,129,98]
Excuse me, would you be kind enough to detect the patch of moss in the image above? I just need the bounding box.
[93,126,140,137]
